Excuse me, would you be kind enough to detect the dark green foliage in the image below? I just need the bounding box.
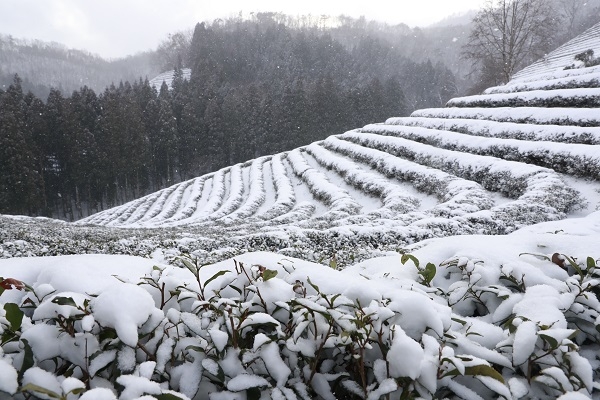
[0,75,44,215]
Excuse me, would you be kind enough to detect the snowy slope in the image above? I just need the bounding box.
[148,68,191,90]
[510,22,600,84]
[79,36,600,251]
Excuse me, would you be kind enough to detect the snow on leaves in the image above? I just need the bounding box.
[0,244,599,399]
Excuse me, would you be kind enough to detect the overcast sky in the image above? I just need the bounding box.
[0,0,484,59]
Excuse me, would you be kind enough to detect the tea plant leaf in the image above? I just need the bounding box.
[18,339,35,379]
[228,284,242,295]
[51,296,78,307]
[587,256,596,271]
[538,333,558,349]
[20,383,62,399]
[155,394,190,400]
[3,303,23,331]
[247,387,261,400]
[419,262,437,285]
[306,277,320,293]
[204,270,229,288]
[401,253,420,268]
[262,269,278,281]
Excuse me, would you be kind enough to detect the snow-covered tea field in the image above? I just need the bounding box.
[1,22,600,400]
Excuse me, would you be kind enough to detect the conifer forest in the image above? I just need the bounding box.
[0,16,458,220]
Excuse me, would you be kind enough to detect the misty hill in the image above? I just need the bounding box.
[0,34,160,98]
[78,22,600,263]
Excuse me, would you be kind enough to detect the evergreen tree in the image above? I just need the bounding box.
[153,82,179,185]
[0,75,44,215]
[383,76,408,118]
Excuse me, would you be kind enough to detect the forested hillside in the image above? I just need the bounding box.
[0,16,458,221]
[0,35,158,99]
[1,8,598,221]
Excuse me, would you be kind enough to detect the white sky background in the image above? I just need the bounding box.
[0,0,484,59]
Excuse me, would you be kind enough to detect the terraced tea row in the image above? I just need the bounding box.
[79,122,595,241]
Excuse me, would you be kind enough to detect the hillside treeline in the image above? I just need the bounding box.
[0,34,159,100]
[0,16,458,220]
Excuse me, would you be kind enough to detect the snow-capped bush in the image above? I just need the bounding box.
[1,245,600,399]
[446,88,600,108]
[287,148,362,218]
[256,154,296,220]
[225,157,268,222]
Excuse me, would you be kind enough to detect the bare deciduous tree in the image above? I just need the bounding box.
[155,30,193,71]
[463,0,558,87]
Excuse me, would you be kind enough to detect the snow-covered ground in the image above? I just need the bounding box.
[2,213,600,399]
[148,68,191,91]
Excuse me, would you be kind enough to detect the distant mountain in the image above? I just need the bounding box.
[0,34,160,98]
[428,10,477,28]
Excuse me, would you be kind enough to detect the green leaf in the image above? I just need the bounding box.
[204,270,229,288]
[185,345,206,354]
[329,258,337,270]
[155,394,190,400]
[518,252,551,261]
[564,255,584,277]
[420,262,436,285]
[331,293,341,305]
[262,269,278,282]
[51,296,78,307]
[179,257,198,275]
[464,365,505,384]
[20,383,62,398]
[19,339,34,380]
[99,328,118,343]
[68,387,85,395]
[401,253,420,268]
[587,257,596,271]
[538,333,559,349]
[465,331,484,338]
[4,303,23,331]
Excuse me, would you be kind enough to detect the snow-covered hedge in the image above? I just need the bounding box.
[321,135,494,220]
[306,143,420,215]
[446,88,600,109]
[338,131,584,217]
[287,149,362,218]
[381,118,600,145]
[484,69,600,94]
[1,239,600,399]
[151,179,196,223]
[210,165,246,221]
[224,158,268,223]
[167,176,209,223]
[256,155,296,220]
[411,107,600,127]
[361,124,600,180]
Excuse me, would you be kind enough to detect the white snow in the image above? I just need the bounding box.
[0,359,18,395]
[91,283,156,347]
